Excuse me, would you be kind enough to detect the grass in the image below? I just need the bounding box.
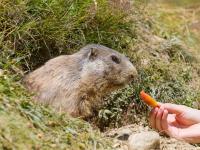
[149,0,200,58]
[0,0,135,70]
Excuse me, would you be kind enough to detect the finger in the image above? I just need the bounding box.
[161,109,177,138]
[162,103,186,115]
[155,106,164,131]
[149,107,158,129]
[161,109,169,131]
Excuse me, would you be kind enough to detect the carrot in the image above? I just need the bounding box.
[140,90,159,108]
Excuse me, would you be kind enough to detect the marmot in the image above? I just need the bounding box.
[24,44,137,118]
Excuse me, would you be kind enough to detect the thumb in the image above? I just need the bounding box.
[161,103,186,115]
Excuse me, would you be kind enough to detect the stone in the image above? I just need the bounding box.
[105,126,133,140]
[116,128,133,141]
[128,131,160,150]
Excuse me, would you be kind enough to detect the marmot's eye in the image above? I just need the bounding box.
[111,55,120,64]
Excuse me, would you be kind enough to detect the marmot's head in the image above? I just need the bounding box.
[79,44,138,90]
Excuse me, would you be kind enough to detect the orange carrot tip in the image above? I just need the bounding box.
[140,90,159,108]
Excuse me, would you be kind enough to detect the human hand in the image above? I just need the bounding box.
[149,103,200,143]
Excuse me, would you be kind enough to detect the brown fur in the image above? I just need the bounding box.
[23,44,137,118]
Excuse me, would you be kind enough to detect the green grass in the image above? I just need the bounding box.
[0,0,135,70]
[149,1,200,57]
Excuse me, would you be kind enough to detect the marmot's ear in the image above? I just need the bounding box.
[88,48,98,61]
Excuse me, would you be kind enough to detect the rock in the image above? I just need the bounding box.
[105,125,134,140]
[128,131,160,150]
[116,128,133,141]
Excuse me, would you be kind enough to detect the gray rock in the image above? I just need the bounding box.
[116,128,133,141]
[128,131,160,150]
[105,126,133,140]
